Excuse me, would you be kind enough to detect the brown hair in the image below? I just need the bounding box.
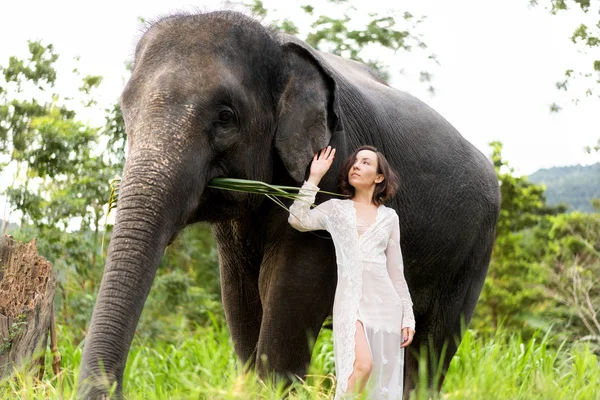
[338,145,399,206]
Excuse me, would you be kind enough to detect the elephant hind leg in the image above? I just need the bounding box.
[441,230,495,369]
[404,226,496,398]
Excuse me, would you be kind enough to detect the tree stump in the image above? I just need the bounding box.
[0,235,57,380]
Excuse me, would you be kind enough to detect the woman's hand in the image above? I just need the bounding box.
[400,327,415,348]
[307,146,336,186]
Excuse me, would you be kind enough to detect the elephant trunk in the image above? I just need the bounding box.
[78,142,204,398]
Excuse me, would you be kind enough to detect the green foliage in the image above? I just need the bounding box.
[474,229,550,335]
[489,141,564,236]
[528,163,600,213]
[585,137,600,154]
[532,0,600,109]
[0,42,59,157]
[6,219,223,345]
[1,41,57,89]
[102,101,126,171]
[242,0,436,87]
[474,142,600,345]
[247,0,268,17]
[0,41,121,233]
[10,224,105,342]
[137,223,224,342]
[0,314,27,355]
[473,142,564,335]
[78,75,103,107]
[0,45,127,347]
[543,212,600,343]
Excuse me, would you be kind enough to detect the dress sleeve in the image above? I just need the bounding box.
[288,181,333,232]
[385,212,415,331]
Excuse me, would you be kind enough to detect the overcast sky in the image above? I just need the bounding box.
[0,0,598,221]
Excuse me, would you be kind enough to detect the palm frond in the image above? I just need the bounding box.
[100,177,342,249]
[207,177,346,213]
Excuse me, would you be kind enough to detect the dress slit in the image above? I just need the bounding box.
[355,316,372,355]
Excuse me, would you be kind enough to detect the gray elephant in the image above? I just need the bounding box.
[78,10,500,399]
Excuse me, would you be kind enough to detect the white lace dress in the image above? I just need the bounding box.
[288,181,415,399]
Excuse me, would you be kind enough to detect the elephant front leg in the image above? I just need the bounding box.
[221,264,262,366]
[214,221,264,367]
[255,232,337,379]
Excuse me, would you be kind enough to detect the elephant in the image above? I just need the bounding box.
[78,10,500,399]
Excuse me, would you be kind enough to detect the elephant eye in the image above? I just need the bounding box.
[216,109,236,126]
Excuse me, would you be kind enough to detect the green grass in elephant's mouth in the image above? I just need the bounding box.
[101,176,346,251]
[205,177,346,213]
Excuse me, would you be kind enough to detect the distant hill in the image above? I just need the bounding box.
[528,163,600,213]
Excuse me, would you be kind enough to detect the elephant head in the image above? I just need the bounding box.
[78,11,343,398]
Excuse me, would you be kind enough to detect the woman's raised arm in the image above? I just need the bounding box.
[288,146,336,232]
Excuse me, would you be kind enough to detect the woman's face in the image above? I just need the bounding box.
[348,149,384,190]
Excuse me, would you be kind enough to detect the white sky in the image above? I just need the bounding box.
[1,0,599,223]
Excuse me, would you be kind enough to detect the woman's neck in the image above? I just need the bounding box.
[352,188,376,206]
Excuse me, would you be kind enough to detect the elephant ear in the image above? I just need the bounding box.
[275,39,342,182]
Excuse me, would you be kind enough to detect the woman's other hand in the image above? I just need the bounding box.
[401,327,415,348]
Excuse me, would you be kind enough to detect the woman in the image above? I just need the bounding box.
[288,145,415,399]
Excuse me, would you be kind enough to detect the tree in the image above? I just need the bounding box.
[243,0,438,90]
[532,0,599,163]
[0,236,58,381]
[472,142,565,335]
[543,211,600,344]
[0,42,120,233]
[0,42,127,339]
[531,0,599,121]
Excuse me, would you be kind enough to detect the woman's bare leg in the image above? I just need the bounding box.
[346,320,373,395]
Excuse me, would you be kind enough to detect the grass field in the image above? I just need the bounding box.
[1,318,598,399]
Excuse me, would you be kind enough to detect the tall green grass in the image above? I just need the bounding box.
[437,330,599,400]
[1,319,598,399]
